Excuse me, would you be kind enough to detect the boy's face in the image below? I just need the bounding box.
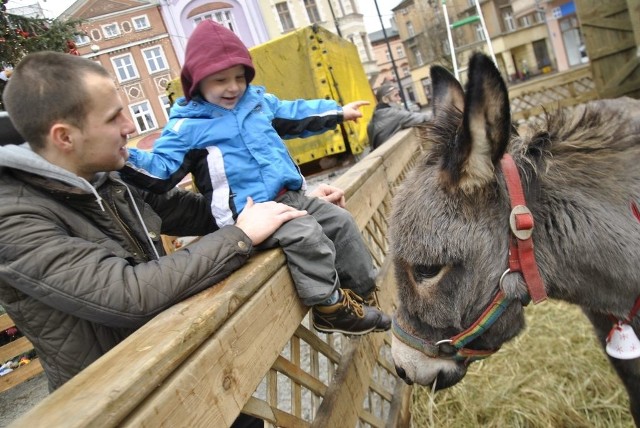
[199,64,247,110]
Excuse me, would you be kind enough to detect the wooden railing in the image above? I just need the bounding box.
[508,64,597,125]
[11,128,423,428]
[0,314,43,393]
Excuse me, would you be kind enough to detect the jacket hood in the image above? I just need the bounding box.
[181,20,255,101]
[0,143,107,208]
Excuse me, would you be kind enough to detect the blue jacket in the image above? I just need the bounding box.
[121,85,343,227]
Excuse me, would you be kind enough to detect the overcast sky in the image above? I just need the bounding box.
[7,0,398,34]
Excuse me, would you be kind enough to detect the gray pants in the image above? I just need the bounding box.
[257,191,376,306]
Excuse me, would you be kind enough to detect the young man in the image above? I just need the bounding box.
[121,21,391,336]
[366,84,431,150]
[0,51,344,427]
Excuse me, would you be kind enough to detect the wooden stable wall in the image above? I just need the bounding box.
[575,0,640,99]
[10,128,422,428]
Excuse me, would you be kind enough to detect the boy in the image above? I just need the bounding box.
[121,21,390,335]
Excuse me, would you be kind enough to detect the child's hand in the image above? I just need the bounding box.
[342,101,370,122]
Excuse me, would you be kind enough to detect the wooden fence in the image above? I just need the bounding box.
[5,65,602,426]
[508,64,597,125]
[10,127,423,428]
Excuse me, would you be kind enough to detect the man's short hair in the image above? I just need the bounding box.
[3,51,110,150]
[375,84,398,103]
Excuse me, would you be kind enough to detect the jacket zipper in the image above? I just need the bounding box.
[103,193,149,261]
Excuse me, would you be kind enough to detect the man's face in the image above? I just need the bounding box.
[199,64,247,110]
[385,89,401,105]
[68,74,135,180]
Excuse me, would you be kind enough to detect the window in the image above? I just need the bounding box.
[74,33,90,46]
[159,95,171,121]
[111,54,139,82]
[406,21,415,37]
[90,29,102,41]
[276,2,294,31]
[475,23,485,41]
[402,65,410,77]
[396,45,404,58]
[412,47,423,66]
[132,15,150,31]
[519,15,531,28]
[385,49,390,61]
[142,46,168,74]
[502,9,515,32]
[130,101,157,133]
[193,9,237,32]
[304,0,321,23]
[102,23,120,39]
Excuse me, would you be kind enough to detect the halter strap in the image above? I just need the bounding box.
[393,290,512,363]
[500,154,547,303]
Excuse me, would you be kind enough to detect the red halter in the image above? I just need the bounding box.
[392,154,548,363]
[500,154,547,303]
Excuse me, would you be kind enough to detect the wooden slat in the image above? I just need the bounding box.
[310,261,396,428]
[243,396,311,428]
[12,250,289,427]
[0,336,33,363]
[120,267,307,427]
[0,359,43,394]
[272,355,327,397]
[0,313,15,332]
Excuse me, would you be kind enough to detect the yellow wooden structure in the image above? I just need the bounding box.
[165,25,376,166]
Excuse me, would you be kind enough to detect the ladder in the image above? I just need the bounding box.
[441,0,497,80]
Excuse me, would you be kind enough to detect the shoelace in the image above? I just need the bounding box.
[341,289,365,318]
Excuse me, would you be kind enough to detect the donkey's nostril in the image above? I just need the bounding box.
[395,366,406,379]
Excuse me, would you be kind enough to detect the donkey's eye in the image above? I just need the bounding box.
[413,264,442,281]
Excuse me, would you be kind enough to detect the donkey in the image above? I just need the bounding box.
[388,52,640,424]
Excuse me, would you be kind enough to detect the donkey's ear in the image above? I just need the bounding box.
[430,65,464,119]
[441,53,511,194]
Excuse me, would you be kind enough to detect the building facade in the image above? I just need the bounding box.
[369,26,416,103]
[158,0,270,63]
[63,0,182,144]
[389,0,586,106]
[255,0,377,78]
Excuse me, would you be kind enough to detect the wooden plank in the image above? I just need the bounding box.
[343,167,391,230]
[0,313,15,332]
[272,355,327,398]
[119,267,308,427]
[0,359,43,394]
[243,396,311,428]
[0,336,34,363]
[629,0,640,48]
[12,250,288,427]
[386,381,412,428]
[310,261,398,428]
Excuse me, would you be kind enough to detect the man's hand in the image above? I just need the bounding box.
[308,183,346,208]
[235,197,307,245]
[342,101,370,122]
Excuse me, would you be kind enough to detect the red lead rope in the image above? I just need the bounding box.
[500,154,548,304]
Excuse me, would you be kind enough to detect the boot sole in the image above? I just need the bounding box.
[312,323,378,336]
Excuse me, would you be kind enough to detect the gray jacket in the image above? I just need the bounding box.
[367,103,431,150]
[0,143,253,391]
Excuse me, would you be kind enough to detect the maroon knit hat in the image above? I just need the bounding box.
[181,20,256,101]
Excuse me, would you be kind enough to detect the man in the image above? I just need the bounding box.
[0,51,343,427]
[366,84,431,150]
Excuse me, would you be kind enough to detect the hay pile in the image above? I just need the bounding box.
[411,300,635,427]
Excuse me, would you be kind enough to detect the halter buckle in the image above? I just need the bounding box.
[509,205,534,240]
[434,339,457,357]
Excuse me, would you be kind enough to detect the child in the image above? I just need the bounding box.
[121,21,390,335]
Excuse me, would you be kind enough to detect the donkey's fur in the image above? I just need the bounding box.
[389,53,640,424]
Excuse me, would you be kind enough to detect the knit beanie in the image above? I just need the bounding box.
[181,20,256,101]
